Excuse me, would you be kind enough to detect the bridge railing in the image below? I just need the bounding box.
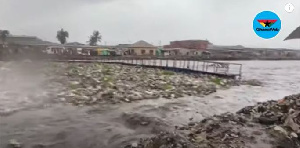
[97,58,242,79]
[49,55,242,79]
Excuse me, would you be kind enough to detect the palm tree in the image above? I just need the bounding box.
[88,31,102,46]
[0,30,10,44]
[56,29,69,44]
[0,30,10,59]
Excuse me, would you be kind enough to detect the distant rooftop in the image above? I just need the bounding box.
[116,44,131,48]
[65,42,85,46]
[1,35,58,46]
[171,39,210,42]
[130,40,155,48]
[207,45,245,50]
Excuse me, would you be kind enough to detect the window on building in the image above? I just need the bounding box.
[141,50,146,54]
[149,50,154,55]
[129,49,135,55]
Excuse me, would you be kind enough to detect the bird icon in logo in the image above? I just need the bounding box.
[257,20,277,27]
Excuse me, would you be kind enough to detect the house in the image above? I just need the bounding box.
[164,40,210,50]
[161,48,180,56]
[0,35,58,54]
[46,46,66,54]
[1,35,57,46]
[207,45,245,50]
[127,40,157,56]
[162,48,200,56]
[95,48,116,56]
[46,44,117,56]
[115,44,131,55]
[162,40,211,56]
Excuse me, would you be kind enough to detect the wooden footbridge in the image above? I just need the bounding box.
[51,56,242,79]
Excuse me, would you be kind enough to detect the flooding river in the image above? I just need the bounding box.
[0,60,299,148]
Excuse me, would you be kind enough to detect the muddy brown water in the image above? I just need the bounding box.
[0,60,300,148]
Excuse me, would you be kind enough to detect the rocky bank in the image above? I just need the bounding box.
[125,93,300,148]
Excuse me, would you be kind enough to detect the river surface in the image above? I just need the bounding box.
[0,60,299,148]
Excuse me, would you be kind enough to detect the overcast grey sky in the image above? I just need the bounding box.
[0,0,299,48]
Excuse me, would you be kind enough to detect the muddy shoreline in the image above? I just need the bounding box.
[125,94,300,148]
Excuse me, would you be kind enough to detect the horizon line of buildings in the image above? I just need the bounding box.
[0,35,212,56]
[1,35,300,58]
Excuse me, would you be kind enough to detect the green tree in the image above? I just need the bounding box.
[56,29,69,44]
[88,31,101,46]
[0,30,10,44]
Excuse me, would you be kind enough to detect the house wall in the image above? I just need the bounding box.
[163,48,201,56]
[114,48,126,55]
[130,48,156,55]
